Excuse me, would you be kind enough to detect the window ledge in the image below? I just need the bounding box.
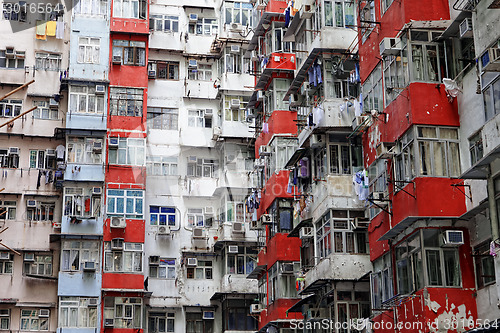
[24,274,57,280]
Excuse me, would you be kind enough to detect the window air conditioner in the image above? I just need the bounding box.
[149,256,160,265]
[379,37,401,56]
[250,219,261,229]
[104,319,114,327]
[202,311,215,320]
[228,245,238,253]
[45,149,56,156]
[187,258,198,266]
[110,216,126,228]
[299,227,313,239]
[111,238,124,250]
[375,142,396,159]
[481,47,500,72]
[309,134,325,148]
[230,45,240,53]
[192,227,205,238]
[189,13,198,22]
[27,200,37,208]
[148,70,157,79]
[8,147,19,155]
[371,192,386,201]
[5,48,15,58]
[204,206,214,214]
[91,187,102,195]
[232,222,244,234]
[158,226,170,235]
[95,85,106,94]
[204,109,213,117]
[88,298,98,306]
[229,23,242,32]
[353,217,370,229]
[442,230,464,247]
[188,59,198,68]
[260,214,272,224]
[459,18,473,38]
[230,99,241,109]
[83,261,96,272]
[93,141,103,153]
[280,263,295,274]
[112,55,122,65]
[250,304,263,313]
[109,137,119,147]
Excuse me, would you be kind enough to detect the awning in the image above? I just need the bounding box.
[0,298,18,304]
[16,302,56,308]
[284,148,308,169]
[378,216,458,241]
[247,264,267,279]
[283,13,301,42]
[286,294,316,313]
[210,292,258,301]
[299,279,330,295]
[461,145,500,179]
[458,199,489,221]
[437,11,471,40]
[214,240,258,251]
[288,218,313,238]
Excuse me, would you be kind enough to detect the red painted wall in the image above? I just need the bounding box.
[258,298,302,330]
[102,273,145,290]
[106,166,146,186]
[255,111,297,158]
[367,212,390,261]
[258,233,301,268]
[264,0,287,14]
[104,218,145,243]
[258,171,294,214]
[265,53,296,71]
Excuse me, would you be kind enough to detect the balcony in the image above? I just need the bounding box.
[219,274,258,294]
[110,17,149,34]
[61,215,104,235]
[64,164,105,182]
[255,52,296,90]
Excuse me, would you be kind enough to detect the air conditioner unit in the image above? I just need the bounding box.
[310,134,325,148]
[232,222,244,234]
[259,145,271,156]
[39,309,50,317]
[212,126,222,141]
[299,227,313,239]
[109,137,119,147]
[27,200,37,208]
[112,55,122,65]
[0,252,9,260]
[459,18,473,38]
[5,48,15,58]
[257,90,264,101]
[111,238,124,250]
[8,147,19,155]
[250,304,263,313]
[376,142,396,159]
[300,4,315,19]
[149,256,160,265]
[260,214,272,224]
[354,217,370,229]
[187,258,198,266]
[371,192,386,201]
[229,23,243,32]
[45,149,56,156]
[24,252,35,261]
[202,311,215,320]
[230,45,240,53]
[88,298,98,306]
[228,245,238,253]
[204,109,213,117]
[379,37,401,56]
[104,318,114,327]
[110,216,126,228]
[280,263,295,274]
[250,219,261,229]
[192,227,205,238]
[230,99,241,109]
[481,47,500,72]
[95,85,106,94]
[189,13,198,22]
[158,226,170,235]
[442,230,464,247]
[188,156,198,163]
[204,206,214,214]
[83,261,96,271]
[148,70,157,78]
[93,141,103,153]
[188,59,198,68]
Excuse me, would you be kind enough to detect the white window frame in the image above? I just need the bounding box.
[78,37,100,64]
[23,253,53,277]
[224,1,252,26]
[69,85,105,114]
[109,87,144,116]
[108,137,146,166]
[112,40,146,66]
[146,107,178,130]
[26,201,56,222]
[187,63,213,81]
[29,149,56,169]
[186,260,213,280]
[0,253,14,274]
[149,14,179,32]
[20,309,49,331]
[61,240,100,272]
[59,297,98,328]
[33,101,58,120]
[0,50,25,69]
[188,109,212,128]
[149,258,176,279]
[0,99,22,118]
[67,137,104,164]
[104,297,142,329]
[106,189,144,218]
[0,201,16,220]
[63,187,102,218]
[146,156,178,176]
[148,312,175,333]
[112,0,146,19]
[35,52,62,71]
[189,17,218,36]
[187,158,218,178]
[73,0,107,17]
[104,242,143,273]
[0,309,10,330]
[324,0,355,28]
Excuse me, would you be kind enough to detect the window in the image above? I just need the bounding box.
[149,206,176,226]
[0,253,14,274]
[61,240,100,271]
[20,310,49,331]
[73,0,107,16]
[0,201,16,220]
[147,107,178,130]
[186,260,212,279]
[394,126,460,182]
[35,52,61,70]
[483,76,500,121]
[0,50,25,69]
[26,202,56,222]
[225,246,257,275]
[147,61,179,80]
[381,0,394,13]
[109,87,144,116]
[112,0,146,19]
[187,208,213,228]
[370,253,393,309]
[188,109,212,128]
[67,137,104,164]
[328,141,362,175]
[23,254,52,276]
[108,138,146,166]
[324,0,355,27]
[148,312,174,333]
[313,146,327,180]
[360,1,375,42]
[146,156,178,176]
[268,199,293,236]
[474,241,496,289]
[469,132,484,166]
[410,43,440,83]
[188,63,212,81]
[222,299,257,331]
[0,99,22,118]
[268,262,298,302]
[149,15,178,32]
[2,3,26,21]
[104,242,143,273]
[188,17,218,36]
[59,297,98,328]
[187,158,218,178]
[69,85,105,114]
[383,38,409,106]
[149,258,175,279]
[33,101,58,120]
[362,64,382,112]
[223,47,249,74]
[224,95,248,121]
[104,297,142,329]
[63,187,102,218]
[224,2,252,26]
[324,60,352,98]
[106,189,144,218]
[78,37,100,64]
[112,40,146,66]
[336,291,371,330]
[186,312,213,333]
[0,149,19,169]
[0,309,10,330]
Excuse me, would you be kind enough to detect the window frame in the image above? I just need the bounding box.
[112,40,146,66]
[146,107,178,130]
[63,187,102,218]
[69,85,105,114]
[35,52,62,71]
[104,242,143,273]
[104,297,142,329]
[66,136,104,164]
[147,61,179,80]
[112,0,146,19]
[148,258,176,279]
[149,14,179,32]
[77,37,100,64]
[20,309,49,331]
[107,137,146,166]
[109,87,144,117]
[61,240,100,272]
[186,260,213,280]
[59,297,98,328]
[148,312,175,333]
[106,189,144,218]
[23,253,53,277]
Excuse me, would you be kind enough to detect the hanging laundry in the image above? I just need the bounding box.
[353,170,369,201]
[262,123,269,134]
[308,66,315,86]
[308,113,314,127]
[46,21,57,36]
[284,7,291,28]
[37,170,42,189]
[313,106,323,127]
[299,157,309,178]
[45,171,50,184]
[56,21,65,39]
[354,97,362,117]
[36,20,47,40]
[314,63,322,85]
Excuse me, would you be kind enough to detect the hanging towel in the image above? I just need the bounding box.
[36,20,47,40]
[56,21,64,39]
[308,67,315,86]
[46,21,56,36]
[315,63,322,85]
[284,7,291,28]
[262,122,269,134]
